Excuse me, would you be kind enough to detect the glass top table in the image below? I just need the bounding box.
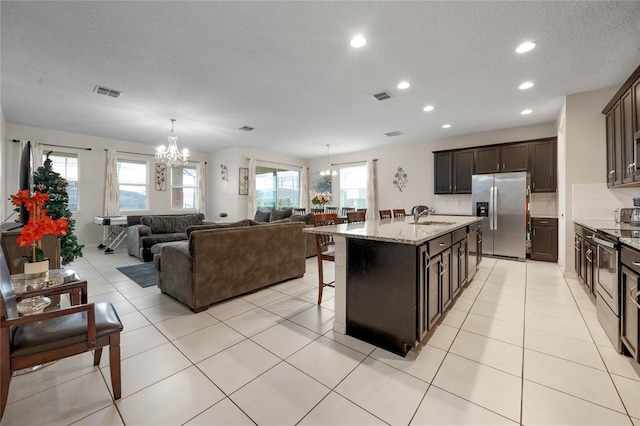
[11,269,80,316]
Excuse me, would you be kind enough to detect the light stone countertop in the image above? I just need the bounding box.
[304,215,482,246]
[621,238,640,251]
[574,219,619,232]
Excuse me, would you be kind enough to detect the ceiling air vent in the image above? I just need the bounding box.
[385,131,403,137]
[373,91,392,101]
[239,126,254,131]
[93,85,122,98]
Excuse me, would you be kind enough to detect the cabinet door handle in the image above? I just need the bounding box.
[586,249,593,262]
[629,287,640,309]
[540,221,548,224]
[439,242,446,246]
[632,262,640,267]
[533,229,536,237]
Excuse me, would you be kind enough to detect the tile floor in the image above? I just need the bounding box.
[2,247,640,425]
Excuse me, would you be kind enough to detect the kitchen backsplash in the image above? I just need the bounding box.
[435,193,559,217]
[572,183,640,220]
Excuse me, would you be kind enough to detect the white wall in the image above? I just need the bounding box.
[0,107,6,221]
[561,86,618,276]
[557,99,567,271]
[3,123,209,246]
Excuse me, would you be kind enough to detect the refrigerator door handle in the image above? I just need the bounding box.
[489,186,495,230]
[493,186,498,230]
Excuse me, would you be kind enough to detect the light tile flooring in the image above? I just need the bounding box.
[2,248,640,425]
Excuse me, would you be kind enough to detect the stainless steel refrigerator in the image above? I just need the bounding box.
[471,172,529,260]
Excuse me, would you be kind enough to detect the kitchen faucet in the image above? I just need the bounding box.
[414,208,431,222]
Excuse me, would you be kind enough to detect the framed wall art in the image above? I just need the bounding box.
[239,167,249,195]
[155,163,167,191]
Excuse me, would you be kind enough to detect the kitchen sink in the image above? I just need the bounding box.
[410,221,455,226]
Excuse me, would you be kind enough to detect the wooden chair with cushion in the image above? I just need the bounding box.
[292,208,307,216]
[312,213,338,304]
[347,211,366,223]
[0,250,124,420]
[341,207,355,216]
[393,209,406,218]
[379,209,392,219]
[325,206,339,214]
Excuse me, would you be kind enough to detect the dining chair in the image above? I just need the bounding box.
[312,213,338,304]
[347,211,366,223]
[325,206,339,214]
[0,250,124,420]
[393,209,407,218]
[341,207,355,216]
[311,208,325,214]
[379,209,392,219]
[292,208,307,216]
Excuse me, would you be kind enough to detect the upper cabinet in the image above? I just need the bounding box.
[603,64,640,188]
[433,137,556,194]
[530,139,557,192]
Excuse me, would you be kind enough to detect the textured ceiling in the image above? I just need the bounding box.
[2,1,640,159]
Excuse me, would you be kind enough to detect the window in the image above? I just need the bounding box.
[117,159,148,211]
[340,165,367,209]
[255,165,300,210]
[44,152,79,211]
[171,165,197,209]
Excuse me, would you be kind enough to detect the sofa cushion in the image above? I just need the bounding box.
[269,218,292,225]
[141,213,204,234]
[254,210,271,222]
[140,233,190,248]
[186,220,251,237]
[270,208,292,222]
[291,213,314,225]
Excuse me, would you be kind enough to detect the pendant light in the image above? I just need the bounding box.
[155,118,189,166]
[320,144,337,176]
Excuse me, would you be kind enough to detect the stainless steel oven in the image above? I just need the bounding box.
[593,232,621,351]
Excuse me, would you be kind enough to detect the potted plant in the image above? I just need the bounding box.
[10,190,68,275]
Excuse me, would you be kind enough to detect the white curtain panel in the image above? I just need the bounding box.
[366,159,377,221]
[32,141,43,169]
[196,161,207,218]
[104,149,119,216]
[247,158,257,219]
[300,166,309,212]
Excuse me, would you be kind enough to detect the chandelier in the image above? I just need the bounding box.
[320,144,337,176]
[155,118,189,166]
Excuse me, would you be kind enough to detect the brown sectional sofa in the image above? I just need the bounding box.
[254,209,317,258]
[155,220,306,312]
[127,213,206,262]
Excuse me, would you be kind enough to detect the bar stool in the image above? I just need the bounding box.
[325,206,339,214]
[312,213,338,304]
[347,211,366,223]
[292,208,306,216]
[341,207,355,216]
[379,209,392,219]
[393,209,406,218]
[311,208,325,214]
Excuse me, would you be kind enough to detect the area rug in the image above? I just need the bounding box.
[116,263,157,288]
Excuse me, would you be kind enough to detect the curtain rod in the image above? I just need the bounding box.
[11,139,92,151]
[253,159,304,169]
[103,149,204,164]
[331,158,378,166]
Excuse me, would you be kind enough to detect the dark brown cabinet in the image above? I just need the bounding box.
[501,143,529,172]
[620,247,640,362]
[530,217,558,262]
[434,137,556,194]
[453,150,474,194]
[574,224,596,296]
[475,147,500,174]
[603,64,640,188]
[434,152,452,194]
[530,139,557,192]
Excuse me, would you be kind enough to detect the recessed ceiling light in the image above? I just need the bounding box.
[350,35,366,48]
[521,109,533,115]
[516,41,536,53]
[442,124,451,129]
[519,81,534,90]
[423,105,434,112]
[397,81,410,90]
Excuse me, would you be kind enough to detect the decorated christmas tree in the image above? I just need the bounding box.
[32,153,84,265]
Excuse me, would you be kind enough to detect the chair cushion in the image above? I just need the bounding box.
[254,210,271,223]
[270,208,292,222]
[11,302,123,358]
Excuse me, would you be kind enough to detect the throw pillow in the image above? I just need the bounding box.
[291,213,314,225]
[141,213,205,234]
[270,208,292,222]
[254,210,271,223]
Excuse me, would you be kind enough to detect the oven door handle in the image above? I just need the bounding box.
[592,235,615,248]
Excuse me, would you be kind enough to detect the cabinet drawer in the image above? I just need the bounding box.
[428,234,452,256]
[452,227,467,244]
[532,217,557,227]
[622,246,640,275]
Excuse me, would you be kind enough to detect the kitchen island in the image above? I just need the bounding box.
[305,215,482,356]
